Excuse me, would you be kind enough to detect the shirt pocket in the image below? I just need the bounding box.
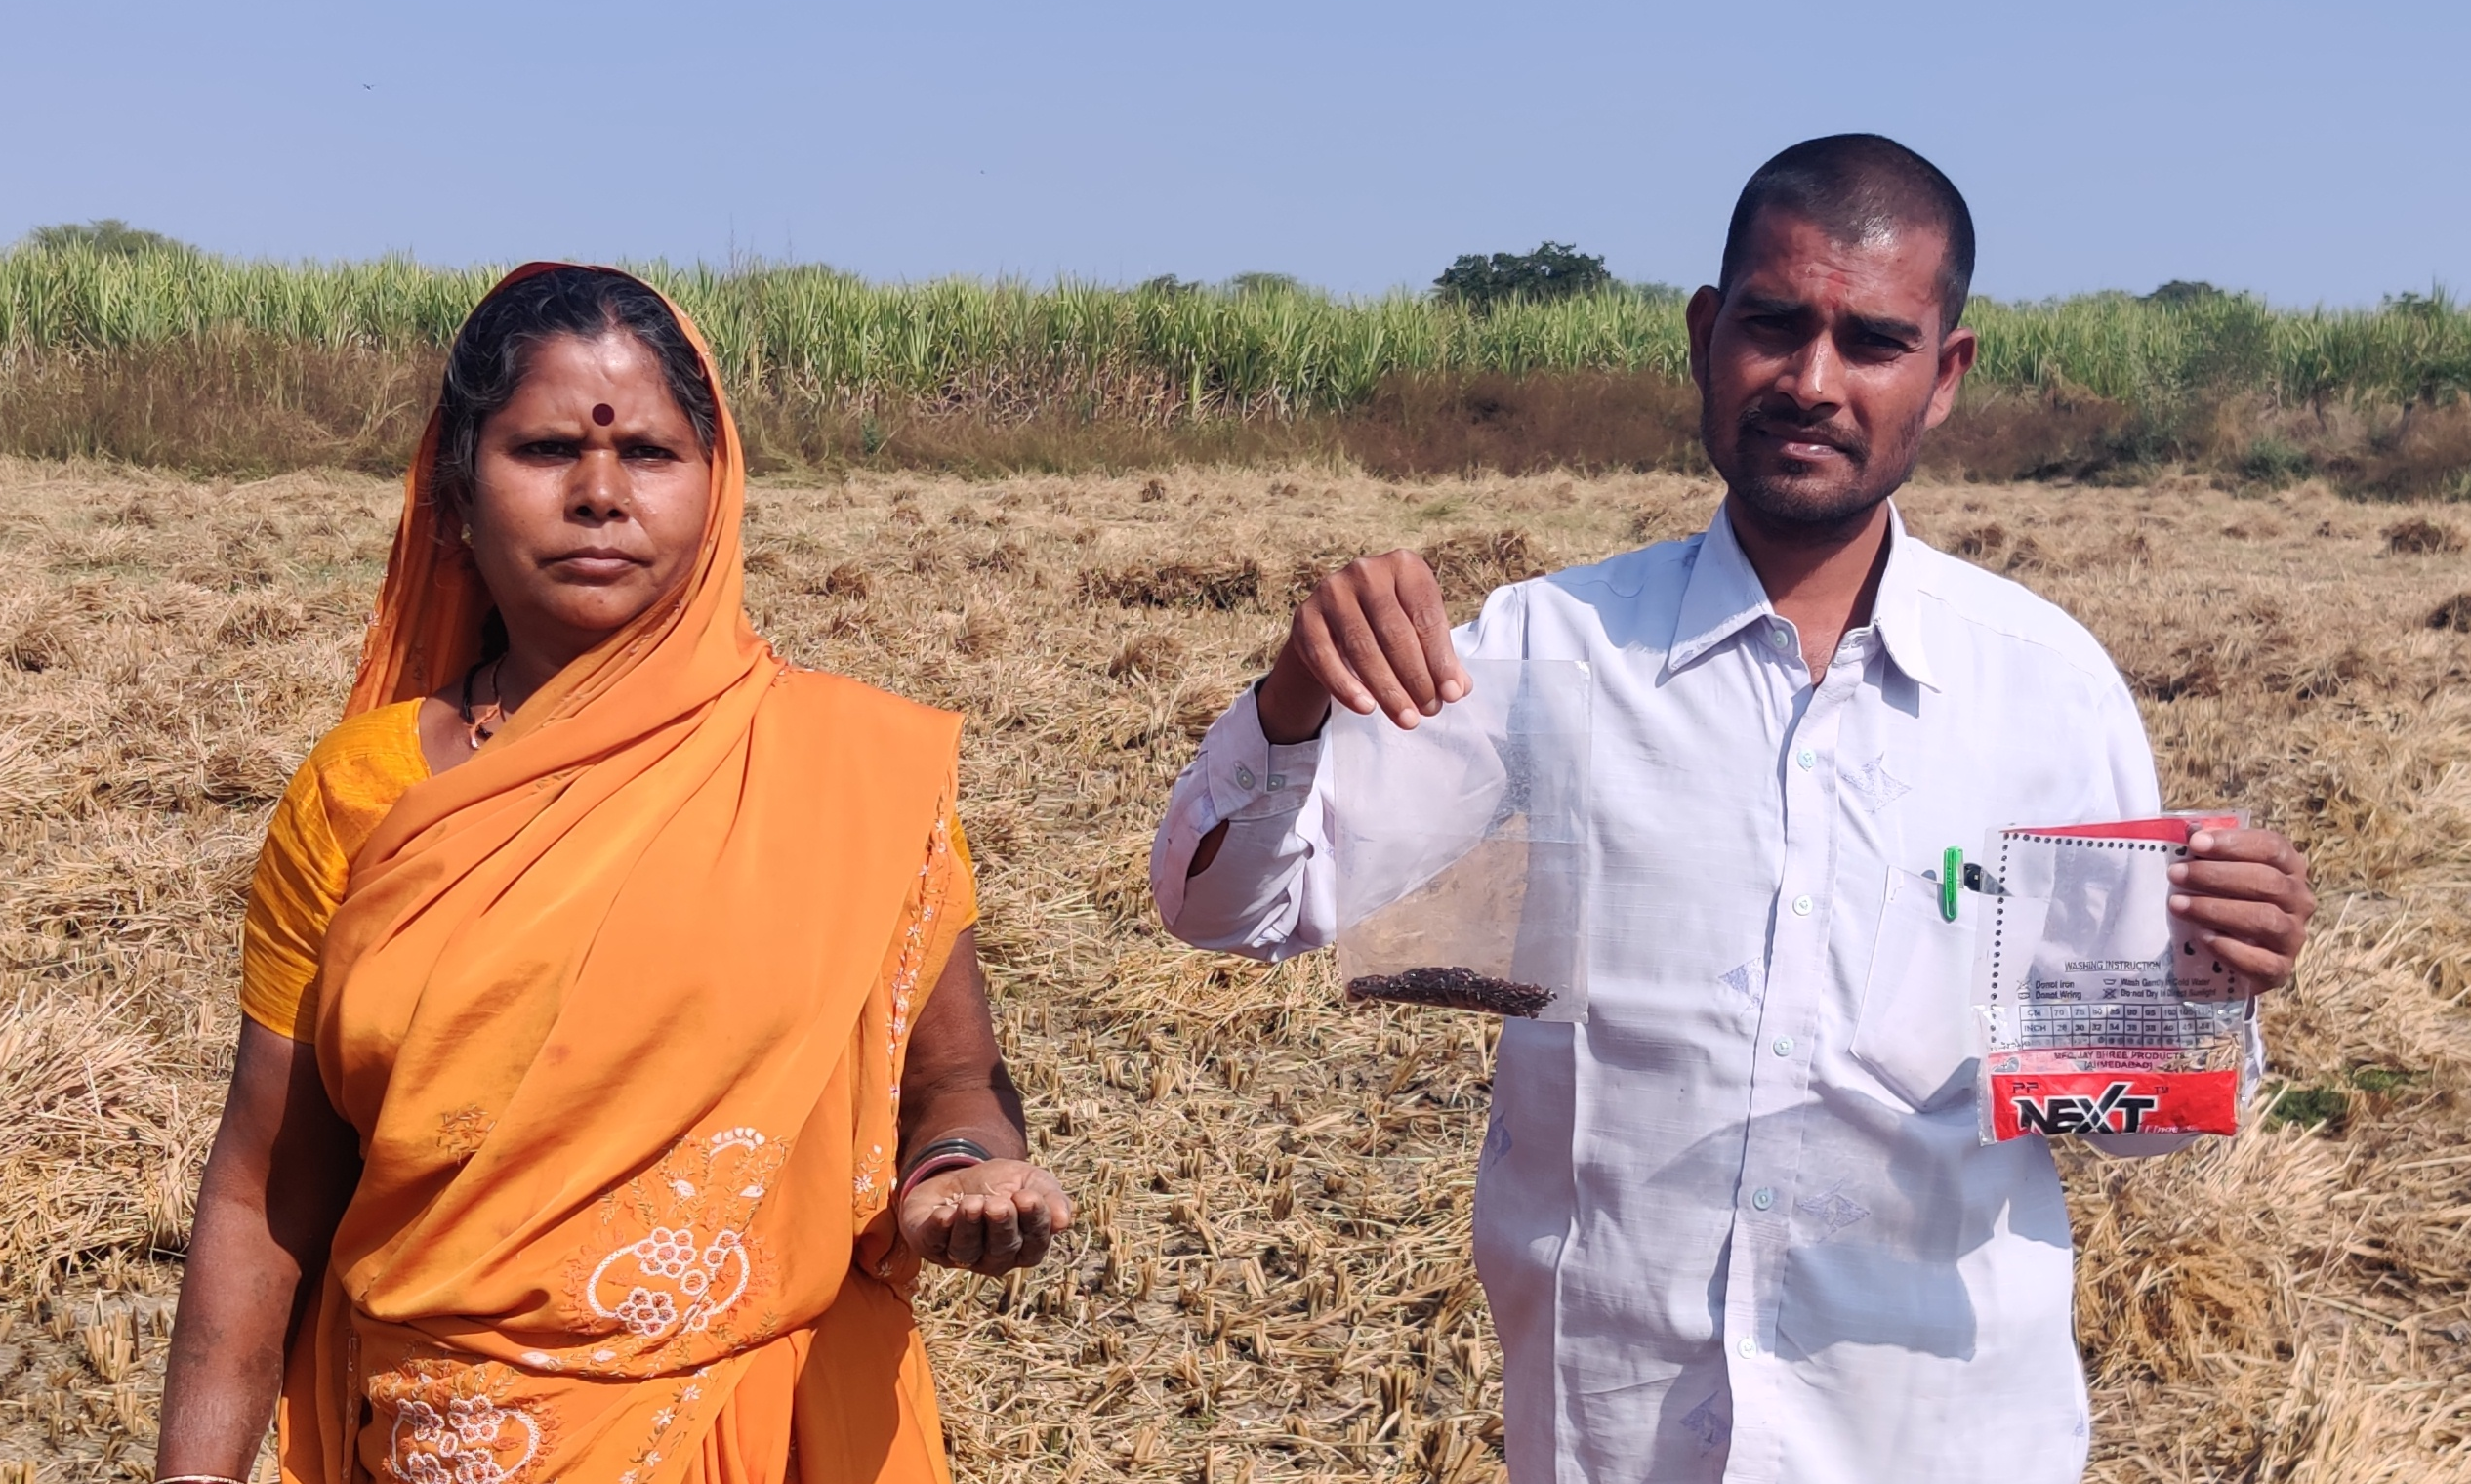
[1852,868,1982,1113]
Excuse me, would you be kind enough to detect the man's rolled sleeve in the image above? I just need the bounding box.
[1148,683,1333,958]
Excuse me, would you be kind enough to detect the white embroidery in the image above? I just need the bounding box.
[1794,1180,1873,1236]
[1840,756,1911,812]
[858,808,953,1208]
[559,1127,783,1371]
[1718,956,1766,1014]
[386,1388,541,1484]
[1680,1393,1729,1455]
[586,1226,750,1340]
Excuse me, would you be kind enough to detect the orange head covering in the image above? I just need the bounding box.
[283,266,963,1484]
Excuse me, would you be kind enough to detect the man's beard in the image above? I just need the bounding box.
[1709,399,1931,539]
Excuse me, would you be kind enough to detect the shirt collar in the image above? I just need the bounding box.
[1665,500,1940,691]
[1666,503,1775,675]
[1869,505,1938,691]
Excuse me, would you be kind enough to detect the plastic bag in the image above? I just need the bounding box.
[1971,812,2255,1142]
[1327,657,1592,1021]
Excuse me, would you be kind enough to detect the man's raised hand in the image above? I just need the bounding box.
[2167,828,2317,995]
[1256,551,1472,745]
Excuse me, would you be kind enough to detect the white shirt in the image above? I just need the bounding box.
[1150,504,2216,1484]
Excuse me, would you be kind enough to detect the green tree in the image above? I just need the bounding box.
[21,219,196,257]
[1225,271,1304,298]
[2143,280,2223,308]
[1434,241,1611,313]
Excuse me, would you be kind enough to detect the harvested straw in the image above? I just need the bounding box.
[0,457,2464,1480]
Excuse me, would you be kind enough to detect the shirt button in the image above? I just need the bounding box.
[1234,765,1256,789]
[1737,1338,1758,1359]
[1791,893,1814,916]
[1266,774,1284,791]
[1767,627,1790,650]
[1795,747,1816,770]
[1751,1186,1775,1210]
[1772,1036,1794,1056]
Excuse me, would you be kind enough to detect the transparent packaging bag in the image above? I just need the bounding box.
[1970,811,2255,1143]
[1326,657,1592,1021]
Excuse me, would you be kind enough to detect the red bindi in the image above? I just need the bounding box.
[592,403,614,426]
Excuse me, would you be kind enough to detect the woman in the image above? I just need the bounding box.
[156,264,1069,1484]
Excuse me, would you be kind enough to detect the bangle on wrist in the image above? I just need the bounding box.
[157,1474,250,1484]
[897,1136,992,1205]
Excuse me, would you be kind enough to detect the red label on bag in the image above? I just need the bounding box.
[2010,813,2242,845]
[1989,1068,2239,1139]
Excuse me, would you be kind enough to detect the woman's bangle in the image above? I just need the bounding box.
[896,1137,992,1205]
[157,1474,250,1484]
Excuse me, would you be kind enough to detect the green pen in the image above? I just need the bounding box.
[1941,846,1963,921]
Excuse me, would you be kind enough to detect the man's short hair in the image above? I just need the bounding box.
[1718,134,1975,332]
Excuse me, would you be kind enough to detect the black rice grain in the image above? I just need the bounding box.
[1345,967,1555,1018]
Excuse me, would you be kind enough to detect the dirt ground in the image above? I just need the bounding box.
[0,456,2465,1483]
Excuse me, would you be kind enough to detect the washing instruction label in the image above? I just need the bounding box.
[1973,814,2253,1143]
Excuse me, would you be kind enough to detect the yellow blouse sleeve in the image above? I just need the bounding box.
[239,702,431,1040]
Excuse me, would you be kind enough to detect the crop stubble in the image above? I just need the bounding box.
[0,458,2465,1482]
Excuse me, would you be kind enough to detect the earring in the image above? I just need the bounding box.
[460,523,474,546]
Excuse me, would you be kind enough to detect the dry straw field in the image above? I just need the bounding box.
[0,453,2465,1483]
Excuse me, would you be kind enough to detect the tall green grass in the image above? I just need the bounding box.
[3,245,2466,421]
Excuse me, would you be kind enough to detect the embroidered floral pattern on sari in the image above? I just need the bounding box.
[437,1105,496,1160]
[615,1371,711,1484]
[852,1142,888,1211]
[556,1127,785,1374]
[860,804,954,1219]
[369,1359,554,1484]
[885,811,951,1079]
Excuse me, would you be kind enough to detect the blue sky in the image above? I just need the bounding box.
[4,1,2462,306]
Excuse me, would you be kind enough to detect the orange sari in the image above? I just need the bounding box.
[280,265,959,1484]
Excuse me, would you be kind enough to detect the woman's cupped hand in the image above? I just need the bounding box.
[898,1159,1073,1275]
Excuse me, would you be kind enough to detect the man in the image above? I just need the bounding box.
[1147,135,2316,1483]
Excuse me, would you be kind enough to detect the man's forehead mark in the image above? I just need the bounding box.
[592,403,615,426]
